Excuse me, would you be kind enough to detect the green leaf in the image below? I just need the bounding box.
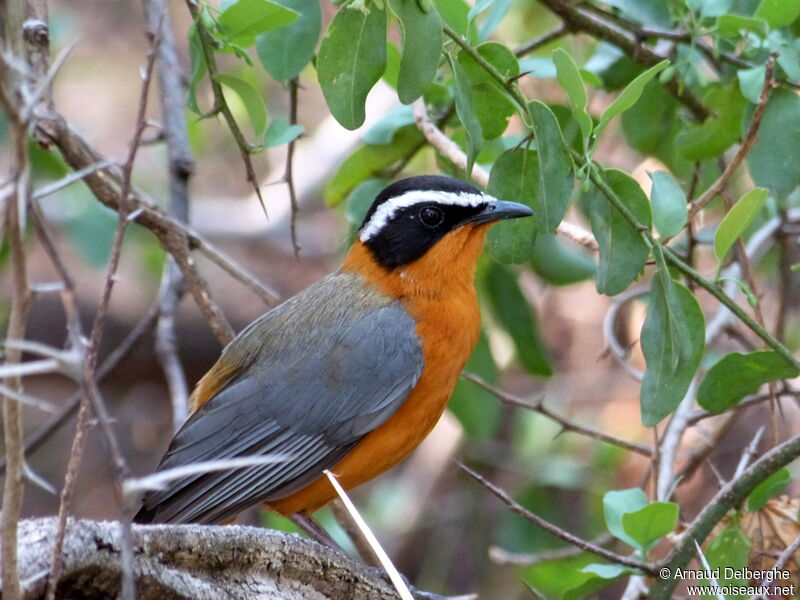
[324,124,424,205]
[621,502,679,552]
[317,4,387,130]
[748,468,791,512]
[448,53,483,176]
[217,0,299,47]
[586,169,651,296]
[213,74,268,140]
[649,171,687,238]
[485,263,553,376]
[738,65,766,103]
[755,0,800,28]
[263,116,303,147]
[640,263,705,426]
[457,43,519,139]
[676,83,746,160]
[714,187,768,261]
[187,24,208,114]
[529,233,596,286]
[594,60,669,140]
[552,48,593,142]
[344,177,387,225]
[486,148,538,264]
[530,101,575,233]
[698,350,799,413]
[703,525,751,598]
[745,88,800,198]
[387,0,442,104]
[256,0,321,83]
[716,14,769,38]
[603,488,648,548]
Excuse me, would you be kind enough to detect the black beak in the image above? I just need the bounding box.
[460,199,534,227]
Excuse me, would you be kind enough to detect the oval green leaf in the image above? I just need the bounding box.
[486,147,538,263]
[213,74,268,141]
[530,101,575,233]
[714,187,768,261]
[747,468,791,512]
[317,4,387,130]
[621,502,679,552]
[745,88,800,199]
[603,488,648,548]
[552,48,593,142]
[256,0,321,83]
[586,169,651,296]
[529,233,596,286]
[217,0,299,47]
[649,171,686,238]
[448,53,483,175]
[697,350,799,413]
[595,60,669,140]
[640,267,705,426]
[387,0,442,104]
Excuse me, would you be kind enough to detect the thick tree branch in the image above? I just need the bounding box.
[12,518,447,600]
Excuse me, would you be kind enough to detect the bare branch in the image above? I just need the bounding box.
[460,464,656,575]
[462,373,653,456]
[688,53,777,219]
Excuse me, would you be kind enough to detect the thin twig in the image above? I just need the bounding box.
[488,533,615,566]
[284,77,301,256]
[688,53,777,219]
[460,464,656,575]
[0,38,33,600]
[463,373,653,456]
[513,23,569,57]
[184,0,267,217]
[144,0,194,433]
[33,111,281,339]
[0,303,160,476]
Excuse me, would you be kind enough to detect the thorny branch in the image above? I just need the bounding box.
[460,464,657,575]
[463,373,653,456]
[183,0,268,218]
[0,36,33,600]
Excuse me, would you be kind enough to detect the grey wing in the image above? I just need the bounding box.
[137,298,423,524]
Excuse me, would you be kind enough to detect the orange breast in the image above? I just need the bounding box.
[269,224,488,515]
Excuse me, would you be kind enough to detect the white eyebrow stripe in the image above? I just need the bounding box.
[359,190,490,242]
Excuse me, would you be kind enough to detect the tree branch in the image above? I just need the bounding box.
[651,433,800,599]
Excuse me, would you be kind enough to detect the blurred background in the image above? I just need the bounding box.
[2,0,798,598]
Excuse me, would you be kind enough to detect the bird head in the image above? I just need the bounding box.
[357,175,534,270]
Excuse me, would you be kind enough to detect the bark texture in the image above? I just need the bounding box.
[9,518,433,599]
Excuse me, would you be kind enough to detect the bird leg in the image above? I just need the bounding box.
[288,513,343,552]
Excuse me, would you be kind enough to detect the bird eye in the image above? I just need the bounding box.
[418,206,444,228]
